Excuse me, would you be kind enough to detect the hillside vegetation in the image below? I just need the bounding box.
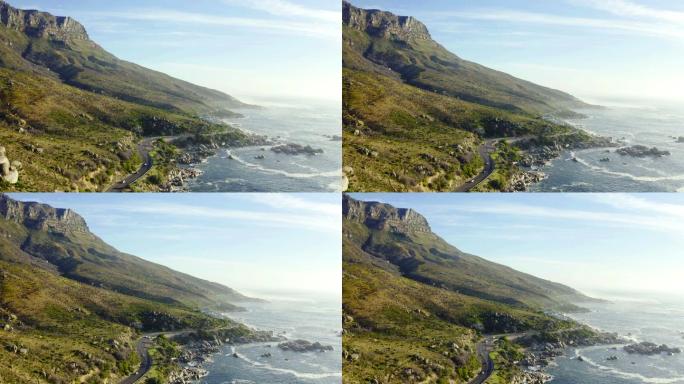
[342,1,600,192]
[342,195,598,383]
[0,1,251,191]
[0,195,255,383]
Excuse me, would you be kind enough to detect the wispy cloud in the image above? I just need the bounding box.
[83,9,338,39]
[570,0,684,24]
[221,0,339,23]
[433,9,684,40]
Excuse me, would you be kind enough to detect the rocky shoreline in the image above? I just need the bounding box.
[168,329,279,384]
[512,329,625,383]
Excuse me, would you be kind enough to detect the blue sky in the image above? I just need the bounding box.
[8,193,341,299]
[350,193,684,298]
[10,0,340,104]
[352,0,684,105]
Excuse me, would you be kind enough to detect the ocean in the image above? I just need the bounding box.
[196,295,342,384]
[529,102,684,192]
[187,102,342,192]
[548,293,684,383]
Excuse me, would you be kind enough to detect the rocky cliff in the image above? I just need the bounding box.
[343,194,431,234]
[342,1,431,41]
[0,0,89,41]
[0,194,89,234]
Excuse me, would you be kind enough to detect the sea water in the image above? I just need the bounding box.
[548,293,684,383]
[187,101,341,192]
[530,102,684,192]
[196,294,342,384]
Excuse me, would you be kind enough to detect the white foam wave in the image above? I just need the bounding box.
[228,152,341,179]
[573,349,684,384]
[572,155,684,183]
[230,347,342,380]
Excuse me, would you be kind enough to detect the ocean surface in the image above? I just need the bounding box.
[187,102,341,192]
[197,295,342,384]
[548,294,684,384]
[530,102,684,192]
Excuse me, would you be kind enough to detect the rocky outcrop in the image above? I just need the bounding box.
[0,1,89,41]
[270,143,323,156]
[624,342,681,355]
[0,146,20,184]
[616,145,670,158]
[277,339,334,353]
[343,194,431,234]
[343,1,431,41]
[0,194,89,234]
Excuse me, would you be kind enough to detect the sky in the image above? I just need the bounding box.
[9,0,341,104]
[350,193,684,299]
[352,0,684,106]
[8,193,341,300]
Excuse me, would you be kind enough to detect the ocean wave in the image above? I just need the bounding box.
[226,151,341,179]
[572,349,684,384]
[572,155,684,183]
[229,347,342,380]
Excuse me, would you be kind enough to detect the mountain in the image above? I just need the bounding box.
[342,195,600,383]
[0,194,260,383]
[0,194,251,308]
[0,1,252,192]
[0,0,248,113]
[342,1,601,192]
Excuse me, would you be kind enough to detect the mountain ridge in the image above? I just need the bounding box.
[0,194,253,308]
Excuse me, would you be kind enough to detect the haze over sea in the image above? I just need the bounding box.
[530,98,684,192]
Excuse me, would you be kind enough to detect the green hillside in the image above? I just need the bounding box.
[342,1,605,192]
[342,195,603,383]
[0,0,253,192]
[0,194,264,383]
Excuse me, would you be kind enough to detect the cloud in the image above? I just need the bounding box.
[221,0,339,23]
[570,0,684,24]
[432,9,684,40]
[84,9,338,39]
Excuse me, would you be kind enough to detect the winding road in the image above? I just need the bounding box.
[107,138,156,192]
[454,139,497,192]
[119,336,154,384]
[468,337,496,384]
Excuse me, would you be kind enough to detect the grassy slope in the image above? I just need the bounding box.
[0,260,231,384]
[0,8,250,192]
[342,16,594,192]
[343,237,578,384]
[343,197,597,383]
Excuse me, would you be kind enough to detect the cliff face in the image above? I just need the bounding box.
[342,1,431,41]
[0,194,89,234]
[0,1,89,41]
[343,194,431,234]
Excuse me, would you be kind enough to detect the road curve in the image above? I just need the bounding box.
[119,337,153,384]
[454,140,496,192]
[107,138,156,192]
[468,338,495,384]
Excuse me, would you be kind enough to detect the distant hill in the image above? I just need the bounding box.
[342,1,599,192]
[343,195,600,383]
[0,194,257,383]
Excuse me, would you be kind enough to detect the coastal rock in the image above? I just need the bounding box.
[506,171,547,192]
[271,143,324,156]
[278,339,334,353]
[616,145,670,158]
[624,342,681,355]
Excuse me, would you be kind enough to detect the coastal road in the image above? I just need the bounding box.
[455,139,497,192]
[107,137,156,192]
[119,336,154,384]
[468,337,496,384]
